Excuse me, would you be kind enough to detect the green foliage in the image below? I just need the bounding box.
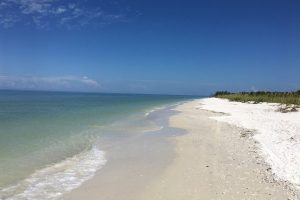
[213,90,300,105]
[214,91,231,96]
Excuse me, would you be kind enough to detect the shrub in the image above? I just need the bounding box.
[213,90,300,105]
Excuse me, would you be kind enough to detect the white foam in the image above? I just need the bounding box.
[0,146,106,200]
[197,98,300,188]
[144,108,158,117]
[144,105,169,117]
[144,111,152,116]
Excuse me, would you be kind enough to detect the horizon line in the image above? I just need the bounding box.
[0,88,204,97]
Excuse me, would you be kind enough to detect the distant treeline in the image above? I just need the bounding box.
[213,90,300,105]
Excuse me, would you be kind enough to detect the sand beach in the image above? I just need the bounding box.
[63,98,299,200]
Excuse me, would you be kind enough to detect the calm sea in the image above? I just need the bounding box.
[0,90,192,199]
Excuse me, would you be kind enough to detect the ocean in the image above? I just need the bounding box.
[0,90,192,200]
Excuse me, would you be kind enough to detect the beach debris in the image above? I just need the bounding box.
[240,129,254,138]
[276,104,299,113]
[200,97,300,189]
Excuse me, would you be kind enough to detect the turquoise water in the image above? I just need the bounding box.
[0,90,191,199]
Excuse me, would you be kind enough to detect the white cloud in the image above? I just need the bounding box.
[0,13,19,27]
[0,75,100,91]
[19,0,52,15]
[0,0,127,29]
[68,3,76,10]
[54,6,66,14]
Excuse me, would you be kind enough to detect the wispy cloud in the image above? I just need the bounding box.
[0,13,19,28]
[0,0,127,29]
[0,75,100,91]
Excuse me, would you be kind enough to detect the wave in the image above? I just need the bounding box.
[144,106,166,117]
[0,146,106,200]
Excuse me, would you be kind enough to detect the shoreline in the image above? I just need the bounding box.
[62,103,185,200]
[63,98,298,199]
[0,97,188,200]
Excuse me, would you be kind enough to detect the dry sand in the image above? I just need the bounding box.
[63,99,297,200]
[199,97,300,188]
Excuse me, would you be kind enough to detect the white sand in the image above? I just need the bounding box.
[198,97,300,189]
[63,99,297,199]
[139,99,295,200]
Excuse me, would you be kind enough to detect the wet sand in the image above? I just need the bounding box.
[62,106,182,200]
[63,100,296,200]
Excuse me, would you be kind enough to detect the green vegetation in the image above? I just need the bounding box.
[213,90,300,105]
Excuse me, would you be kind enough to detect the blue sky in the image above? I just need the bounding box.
[0,0,299,95]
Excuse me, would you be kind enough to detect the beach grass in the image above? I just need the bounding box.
[213,90,300,105]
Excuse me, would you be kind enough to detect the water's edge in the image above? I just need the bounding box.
[0,99,191,200]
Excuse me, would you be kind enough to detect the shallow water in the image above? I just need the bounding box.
[0,90,192,199]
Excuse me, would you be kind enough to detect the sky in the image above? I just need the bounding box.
[0,0,299,95]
